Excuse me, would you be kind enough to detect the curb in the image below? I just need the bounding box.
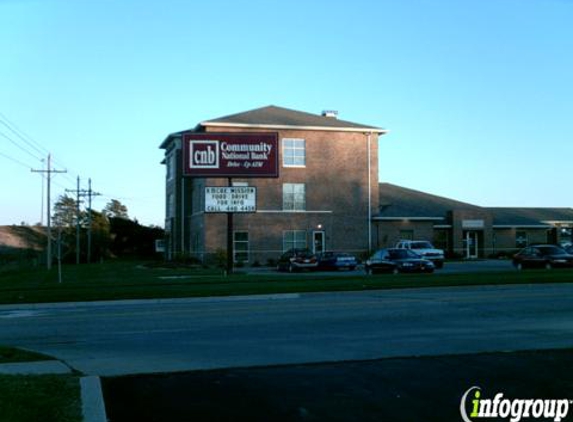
[81,376,107,422]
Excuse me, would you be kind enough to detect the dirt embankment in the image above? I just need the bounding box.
[0,226,46,252]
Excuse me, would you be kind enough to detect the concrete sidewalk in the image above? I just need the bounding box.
[0,360,71,375]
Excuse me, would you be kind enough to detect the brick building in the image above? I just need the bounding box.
[375,183,573,258]
[160,106,387,263]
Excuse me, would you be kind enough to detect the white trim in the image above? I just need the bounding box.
[373,217,445,221]
[542,220,573,225]
[257,210,333,214]
[312,230,326,255]
[282,138,306,168]
[493,224,552,229]
[201,121,388,134]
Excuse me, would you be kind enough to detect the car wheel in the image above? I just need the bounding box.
[516,263,523,271]
[545,262,553,270]
[392,267,399,275]
[288,263,294,273]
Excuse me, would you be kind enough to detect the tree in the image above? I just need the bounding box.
[52,195,81,229]
[103,199,129,219]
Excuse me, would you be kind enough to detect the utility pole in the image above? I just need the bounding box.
[32,154,66,270]
[66,176,82,265]
[85,178,101,264]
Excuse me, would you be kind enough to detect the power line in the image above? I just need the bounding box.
[0,111,80,183]
[0,150,35,170]
[0,112,49,157]
[0,129,44,162]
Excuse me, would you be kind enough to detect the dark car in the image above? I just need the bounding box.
[513,245,573,270]
[317,252,359,271]
[365,248,435,275]
[566,245,573,255]
[277,248,318,272]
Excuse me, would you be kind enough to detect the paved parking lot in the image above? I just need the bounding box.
[247,259,515,277]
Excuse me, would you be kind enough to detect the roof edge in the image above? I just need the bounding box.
[200,121,388,134]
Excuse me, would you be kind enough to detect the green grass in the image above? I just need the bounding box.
[0,374,81,422]
[0,260,572,305]
[0,346,55,364]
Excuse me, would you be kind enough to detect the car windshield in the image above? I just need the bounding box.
[411,242,433,249]
[389,249,417,259]
[537,246,566,255]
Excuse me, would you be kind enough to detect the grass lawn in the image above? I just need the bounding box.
[0,346,55,364]
[0,374,81,422]
[0,260,572,305]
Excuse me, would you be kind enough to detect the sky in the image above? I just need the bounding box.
[1,0,572,227]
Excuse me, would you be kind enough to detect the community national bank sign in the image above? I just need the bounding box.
[183,132,279,178]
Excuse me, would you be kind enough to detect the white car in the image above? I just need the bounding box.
[395,240,445,268]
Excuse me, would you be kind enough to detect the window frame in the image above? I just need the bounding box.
[233,231,249,263]
[282,138,306,168]
[282,183,306,211]
[283,230,307,252]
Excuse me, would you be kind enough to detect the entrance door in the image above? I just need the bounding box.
[464,231,479,259]
[313,231,325,255]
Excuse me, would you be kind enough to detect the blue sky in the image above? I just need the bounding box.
[1,0,572,226]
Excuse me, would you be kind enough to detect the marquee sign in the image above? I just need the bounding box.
[205,187,257,213]
[183,132,279,178]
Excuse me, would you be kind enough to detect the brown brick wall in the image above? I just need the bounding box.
[375,221,435,249]
[179,126,379,263]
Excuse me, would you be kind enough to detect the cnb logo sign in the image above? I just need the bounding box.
[189,140,219,169]
[182,132,279,178]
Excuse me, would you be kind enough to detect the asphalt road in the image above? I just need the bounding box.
[1,282,573,376]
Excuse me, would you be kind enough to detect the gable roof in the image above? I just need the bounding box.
[376,183,481,220]
[201,105,387,133]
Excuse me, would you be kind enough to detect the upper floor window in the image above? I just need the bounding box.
[282,138,306,167]
[283,183,306,211]
[166,153,176,181]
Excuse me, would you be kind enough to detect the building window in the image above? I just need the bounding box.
[283,183,306,211]
[516,231,528,248]
[166,153,175,181]
[167,193,175,218]
[233,231,249,263]
[283,230,307,251]
[399,230,414,241]
[282,138,306,167]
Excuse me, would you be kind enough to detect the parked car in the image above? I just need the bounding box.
[512,245,573,270]
[317,252,359,271]
[395,240,445,268]
[277,248,318,272]
[365,248,435,274]
[566,245,573,255]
